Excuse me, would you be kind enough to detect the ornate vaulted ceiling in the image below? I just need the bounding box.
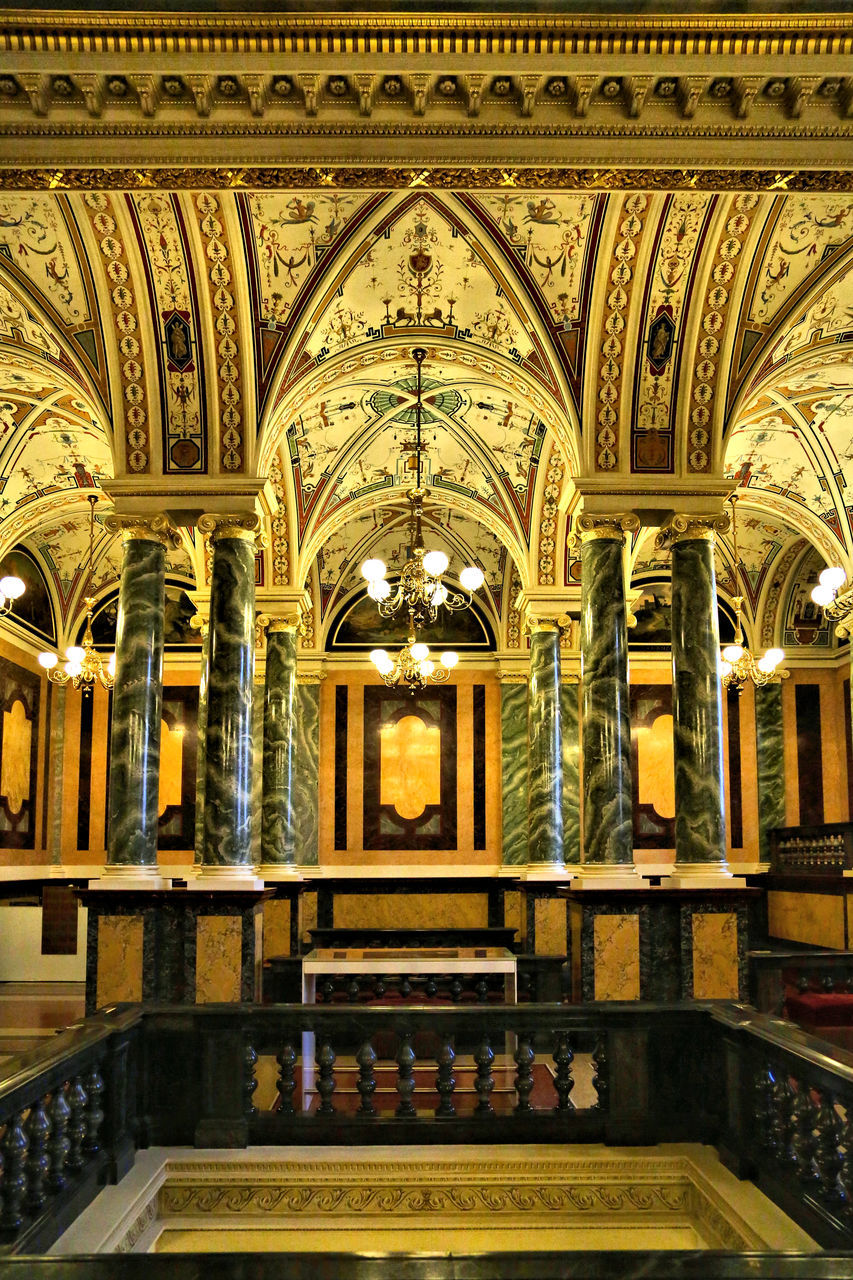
[0,4,851,659]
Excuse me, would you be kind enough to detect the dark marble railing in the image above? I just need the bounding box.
[769,822,853,875]
[750,949,853,1015]
[4,1001,853,1255]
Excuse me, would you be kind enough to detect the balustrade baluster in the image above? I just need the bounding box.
[755,1062,776,1154]
[47,1086,71,1193]
[83,1063,105,1155]
[514,1037,535,1113]
[592,1034,609,1111]
[425,977,437,998]
[66,1077,87,1170]
[356,1041,378,1116]
[276,1044,298,1116]
[450,977,463,1002]
[474,1039,495,1115]
[315,1041,336,1115]
[435,1040,456,1118]
[770,1069,796,1167]
[24,1099,51,1214]
[839,1111,853,1220]
[395,1033,417,1117]
[243,1043,258,1118]
[320,978,335,1004]
[374,976,386,998]
[400,976,412,998]
[0,1113,29,1233]
[791,1080,820,1185]
[475,977,489,1004]
[815,1088,844,1203]
[553,1033,575,1112]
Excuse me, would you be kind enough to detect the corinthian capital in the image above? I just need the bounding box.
[655,511,729,550]
[104,512,181,548]
[577,512,640,542]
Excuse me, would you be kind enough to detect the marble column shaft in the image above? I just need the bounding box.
[107,535,166,867]
[755,683,785,862]
[262,624,298,866]
[500,680,528,865]
[193,628,209,865]
[294,680,320,867]
[670,533,727,864]
[202,527,256,867]
[561,681,581,865]
[580,534,633,864]
[527,624,564,865]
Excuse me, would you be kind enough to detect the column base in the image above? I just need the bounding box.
[194,865,265,891]
[98,864,173,891]
[572,864,642,890]
[257,863,302,882]
[664,862,746,889]
[523,862,569,880]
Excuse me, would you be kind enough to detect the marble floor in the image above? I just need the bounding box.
[0,980,86,1061]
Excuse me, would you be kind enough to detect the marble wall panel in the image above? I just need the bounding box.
[263,898,292,960]
[504,889,524,947]
[692,911,739,999]
[593,914,640,1001]
[333,892,488,931]
[196,916,243,1003]
[300,889,318,947]
[569,902,583,1001]
[534,896,567,956]
[768,889,846,949]
[96,915,143,1007]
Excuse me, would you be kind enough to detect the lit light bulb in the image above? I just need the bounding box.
[410,642,429,661]
[430,582,448,606]
[722,644,744,664]
[370,648,389,668]
[108,653,116,676]
[757,654,776,674]
[38,652,57,670]
[764,647,784,667]
[720,660,732,679]
[368,579,391,601]
[441,651,458,669]
[422,550,448,577]
[361,558,387,583]
[420,660,435,677]
[0,575,25,600]
[459,565,485,592]
[65,645,85,663]
[64,661,82,677]
[811,584,835,607]
[820,566,847,591]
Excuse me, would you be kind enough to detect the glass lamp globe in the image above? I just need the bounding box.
[38,652,57,670]
[65,645,85,663]
[764,647,784,667]
[361,558,386,583]
[720,659,732,679]
[0,575,25,600]
[820,566,847,591]
[430,583,448,606]
[368,578,391,601]
[459,565,485,592]
[722,644,744,664]
[441,651,459,668]
[422,550,449,578]
[419,660,435,677]
[811,584,835,607]
[410,641,430,662]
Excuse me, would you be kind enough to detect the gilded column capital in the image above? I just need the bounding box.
[524,612,572,642]
[104,512,181,549]
[577,512,640,542]
[655,511,729,549]
[267,615,301,633]
[197,512,262,545]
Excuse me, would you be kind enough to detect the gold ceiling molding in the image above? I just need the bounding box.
[1,165,853,192]
[2,11,853,57]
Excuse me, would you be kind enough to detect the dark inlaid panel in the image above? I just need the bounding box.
[334,685,347,850]
[473,683,486,850]
[726,685,743,849]
[0,655,40,849]
[795,683,824,826]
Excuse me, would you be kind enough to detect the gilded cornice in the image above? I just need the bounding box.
[1,165,853,192]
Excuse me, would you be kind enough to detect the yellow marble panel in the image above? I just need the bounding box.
[692,912,739,999]
[768,890,846,949]
[158,718,184,816]
[263,899,291,960]
[333,893,488,930]
[637,713,675,819]
[96,915,143,1008]
[504,890,522,943]
[569,903,582,1002]
[301,891,318,946]
[593,914,640,1001]
[196,916,242,1003]
[0,697,31,815]
[534,897,567,955]
[379,714,440,820]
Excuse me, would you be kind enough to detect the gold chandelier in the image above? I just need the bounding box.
[720,494,785,693]
[38,495,115,693]
[360,348,484,631]
[370,629,458,694]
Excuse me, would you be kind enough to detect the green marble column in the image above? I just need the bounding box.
[579,516,636,867]
[294,678,320,867]
[561,679,581,865]
[261,620,299,868]
[198,515,258,869]
[660,515,728,869]
[755,682,785,863]
[500,678,528,866]
[104,524,168,868]
[193,624,209,867]
[527,620,564,867]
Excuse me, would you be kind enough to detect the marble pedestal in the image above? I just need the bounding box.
[79,888,271,1014]
[562,887,759,1003]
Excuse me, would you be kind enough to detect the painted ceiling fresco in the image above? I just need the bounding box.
[0,185,850,649]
